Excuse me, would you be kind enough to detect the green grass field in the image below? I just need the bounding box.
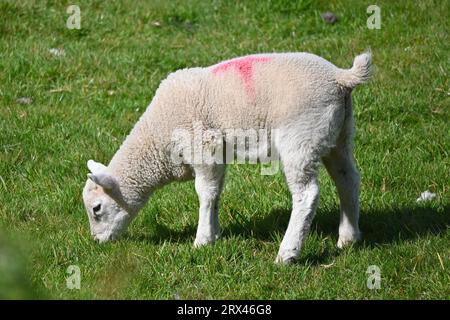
[0,0,449,299]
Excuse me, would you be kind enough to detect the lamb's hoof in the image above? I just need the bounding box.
[275,250,298,264]
[337,232,361,249]
[193,236,215,248]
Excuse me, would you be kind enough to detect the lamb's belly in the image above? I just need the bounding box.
[173,124,278,167]
[223,128,277,165]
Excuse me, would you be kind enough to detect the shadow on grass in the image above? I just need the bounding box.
[127,222,197,245]
[222,205,449,247]
[130,205,449,250]
[220,204,450,265]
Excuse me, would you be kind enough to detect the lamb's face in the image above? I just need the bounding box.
[82,160,132,243]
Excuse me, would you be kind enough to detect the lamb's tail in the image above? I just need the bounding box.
[335,52,372,89]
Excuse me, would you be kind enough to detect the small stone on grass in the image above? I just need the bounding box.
[416,190,436,202]
[321,12,338,24]
[16,97,33,105]
[49,48,65,57]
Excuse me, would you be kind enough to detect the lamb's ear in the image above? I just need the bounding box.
[87,172,121,194]
[87,160,123,203]
[87,160,107,174]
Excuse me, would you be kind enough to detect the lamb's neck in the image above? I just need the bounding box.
[107,119,172,213]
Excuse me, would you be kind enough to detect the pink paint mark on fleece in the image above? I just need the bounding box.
[212,56,272,97]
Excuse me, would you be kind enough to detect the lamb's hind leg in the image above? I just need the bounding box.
[193,164,225,247]
[322,145,361,248]
[276,156,320,264]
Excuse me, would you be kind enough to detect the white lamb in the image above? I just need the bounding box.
[82,51,372,263]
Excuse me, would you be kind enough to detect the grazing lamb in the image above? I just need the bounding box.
[82,52,372,263]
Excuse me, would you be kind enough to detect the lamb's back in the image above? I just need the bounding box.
[148,53,343,133]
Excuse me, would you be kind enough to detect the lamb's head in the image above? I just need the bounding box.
[82,160,133,243]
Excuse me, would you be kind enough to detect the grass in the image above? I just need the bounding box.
[0,0,449,299]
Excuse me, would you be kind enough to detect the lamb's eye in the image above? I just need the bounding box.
[92,204,102,215]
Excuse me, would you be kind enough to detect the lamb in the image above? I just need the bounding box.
[82,51,372,263]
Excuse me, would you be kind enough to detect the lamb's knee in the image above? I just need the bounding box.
[347,166,360,183]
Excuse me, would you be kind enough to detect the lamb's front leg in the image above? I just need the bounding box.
[193,164,225,247]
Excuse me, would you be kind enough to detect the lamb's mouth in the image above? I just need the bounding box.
[93,232,117,243]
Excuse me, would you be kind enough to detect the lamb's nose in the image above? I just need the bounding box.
[93,235,100,243]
